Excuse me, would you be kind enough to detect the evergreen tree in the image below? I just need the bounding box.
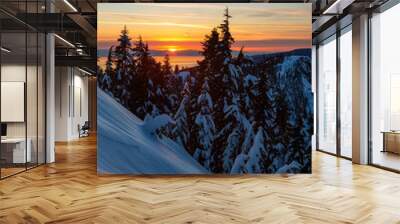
[198,28,220,97]
[99,46,114,94]
[193,79,215,170]
[235,46,245,65]
[221,95,252,172]
[159,54,178,117]
[164,55,179,115]
[174,64,180,74]
[113,26,135,107]
[143,79,161,117]
[218,8,234,61]
[197,27,222,146]
[204,8,237,172]
[233,68,268,173]
[173,81,192,149]
[244,127,265,173]
[133,36,161,118]
[218,62,252,172]
[162,54,172,76]
[267,88,289,172]
[199,28,220,73]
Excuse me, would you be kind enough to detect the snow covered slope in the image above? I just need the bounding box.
[97,88,207,174]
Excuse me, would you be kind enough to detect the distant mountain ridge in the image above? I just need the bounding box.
[250,48,311,64]
[97,48,311,59]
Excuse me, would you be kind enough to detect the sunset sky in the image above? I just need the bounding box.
[98,3,311,64]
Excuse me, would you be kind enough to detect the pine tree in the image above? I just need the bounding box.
[205,8,237,172]
[197,28,223,163]
[174,64,180,74]
[112,26,135,108]
[237,46,244,62]
[244,127,265,173]
[218,61,253,173]
[162,54,172,76]
[267,88,289,172]
[198,28,220,96]
[193,79,215,170]
[218,8,234,61]
[133,36,160,118]
[143,79,161,117]
[161,54,180,117]
[99,46,114,94]
[173,81,192,149]
[236,46,251,67]
[277,56,313,173]
[199,28,220,73]
[229,65,268,173]
[221,94,252,173]
[285,112,304,171]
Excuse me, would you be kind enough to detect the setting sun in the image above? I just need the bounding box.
[98,3,311,68]
[168,47,177,52]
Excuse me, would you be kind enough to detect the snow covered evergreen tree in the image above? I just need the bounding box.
[162,54,177,114]
[231,63,270,173]
[275,56,313,172]
[208,8,239,172]
[113,26,135,108]
[173,81,192,150]
[133,36,164,118]
[219,63,253,173]
[99,46,114,94]
[193,79,215,170]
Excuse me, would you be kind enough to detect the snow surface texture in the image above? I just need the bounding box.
[98,54,312,174]
[97,88,207,174]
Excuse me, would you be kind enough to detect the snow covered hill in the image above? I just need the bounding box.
[97,88,207,174]
[250,48,311,64]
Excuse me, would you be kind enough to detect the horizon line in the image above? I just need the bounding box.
[97,47,311,57]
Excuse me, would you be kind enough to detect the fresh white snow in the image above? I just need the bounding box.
[143,114,175,134]
[97,87,207,174]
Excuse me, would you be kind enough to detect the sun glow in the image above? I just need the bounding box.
[168,47,177,52]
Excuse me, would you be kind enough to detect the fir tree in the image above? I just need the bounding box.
[161,54,179,116]
[143,79,161,117]
[235,46,245,65]
[268,88,289,171]
[133,36,161,118]
[199,28,220,73]
[219,62,252,172]
[193,79,215,170]
[162,54,172,76]
[112,26,135,108]
[163,55,179,115]
[99,46,114,94]
[174,64,180,74]
[198,28,221,97]
[218,8,234,61]
[173,81,192,149]
[203,8,236,172]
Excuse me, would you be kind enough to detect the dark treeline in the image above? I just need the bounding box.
[98,8,313,173]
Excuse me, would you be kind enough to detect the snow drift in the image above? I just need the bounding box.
[97,88,207,174]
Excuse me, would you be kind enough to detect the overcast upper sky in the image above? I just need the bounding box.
[97,3,311,55]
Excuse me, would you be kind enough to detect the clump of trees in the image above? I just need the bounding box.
[98,8,312,174]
